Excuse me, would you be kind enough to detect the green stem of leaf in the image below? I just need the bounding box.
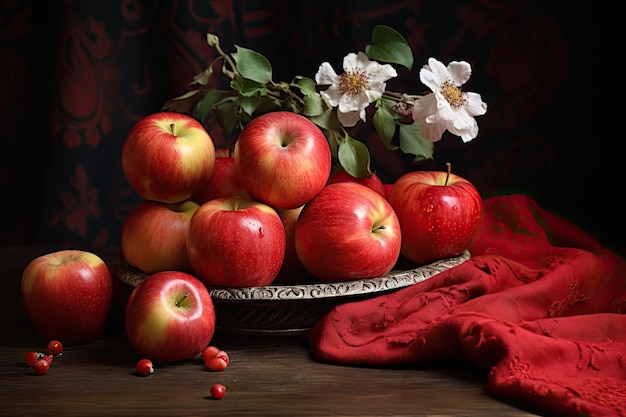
[212,38,239,79]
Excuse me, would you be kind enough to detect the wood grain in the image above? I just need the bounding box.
[0,247,543,416]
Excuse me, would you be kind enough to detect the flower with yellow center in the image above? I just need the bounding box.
[315,52,397,127]
[411,58,487,143]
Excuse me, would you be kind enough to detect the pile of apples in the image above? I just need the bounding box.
[20,109,483,364]
[120,110,483,286]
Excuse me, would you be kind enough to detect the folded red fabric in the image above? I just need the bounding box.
[308,194,626,417]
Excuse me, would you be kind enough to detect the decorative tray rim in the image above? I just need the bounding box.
[118,250,471,302]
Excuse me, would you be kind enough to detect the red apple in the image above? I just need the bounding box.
[122,111,216,203]
[326,167,387,198]
[125,270,216,363]
[295,182,402,282]
[21,250,113,345]
[388,164,483,265]
[273,206,316,285]
[120,199,199,274]
[384,183,394,200]
[234,111,331,210]
[192,156,248,204]
[187,196,286,287]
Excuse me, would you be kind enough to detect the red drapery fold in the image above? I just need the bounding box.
[308,194,626,417]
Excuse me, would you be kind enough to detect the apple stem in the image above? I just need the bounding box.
[445,162,451,186]
[175,292,190,307]
[169,123,175,135]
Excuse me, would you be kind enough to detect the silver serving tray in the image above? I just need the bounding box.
[118,250,470,336]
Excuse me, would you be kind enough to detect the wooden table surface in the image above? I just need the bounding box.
[0,246,543,416]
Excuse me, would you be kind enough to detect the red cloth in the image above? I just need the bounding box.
[308,194,626,417]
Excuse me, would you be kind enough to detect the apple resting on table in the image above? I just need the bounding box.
[388,164,483,265]
[295,182,402,282]
[124,270,216,363]
[21,250,113,345]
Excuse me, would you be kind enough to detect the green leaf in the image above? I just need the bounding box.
[372,106,398,150]
[232,46,272,84]
[399,123,434,161]
[161,90,204,115]
[286,100,302,114]
[237,93,260,116]
[338,135,372,178]
[193,89,223,121]
[254,95,281,116]
[215,100,240,134]
[230,75,267,97]
[191,67,214,86]
[324,130,341,158]
[296,77,318,96]
[365,25,413,71]
[303,94,324,117]
[309,108,341,131]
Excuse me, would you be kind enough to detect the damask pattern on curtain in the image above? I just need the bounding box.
[0,1,618,256]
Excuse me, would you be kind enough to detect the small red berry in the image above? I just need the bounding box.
[205,356,228,371]
[201,345,219,362]
[33,359,50,375]
[46,340,64,356]
[215,350,230,365]
[136,359,154,376]
[210,383,226,400]
[24,351,44,367]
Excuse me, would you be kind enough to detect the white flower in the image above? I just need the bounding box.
[315,52,397,127]
[412,58,487,143]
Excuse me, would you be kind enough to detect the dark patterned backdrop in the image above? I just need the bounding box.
[1,1,622,257]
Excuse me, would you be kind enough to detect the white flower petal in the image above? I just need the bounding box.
[464,92,488,116]
[450,108,476,131]
[317,51,398,128]
[459,125,479,143]
[413,58,486,143]
[337,110,361,127]
[342,52,361,70]
[419,121,447,142]
[320,86,343,107]
[411,94,438,122]
[447,61,472,85]
[338,91,368,113]
[365,88,384,102]
[448,114,479,143]
[365,62,398,83]
[319,92,334,109]
[359,107,367,123]
[433,100,457,122]
[315,62,339,85]
[420,58,448,91]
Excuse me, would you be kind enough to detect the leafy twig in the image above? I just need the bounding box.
[162,26,437,178]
